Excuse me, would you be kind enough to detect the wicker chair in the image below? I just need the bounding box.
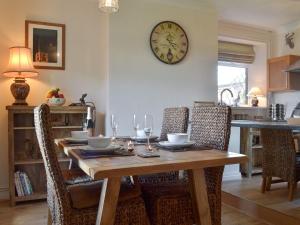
[141,106,232,225]
[159,107,189,141]
[260,129,300,201]
[138,107,189,185]
[34,104,150,225]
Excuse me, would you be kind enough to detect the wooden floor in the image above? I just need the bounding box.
[222,175,300,225]
[0,200,269,225]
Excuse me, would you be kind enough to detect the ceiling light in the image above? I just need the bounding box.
[99,0,119,13]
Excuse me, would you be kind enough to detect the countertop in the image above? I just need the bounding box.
[231,120,300,130]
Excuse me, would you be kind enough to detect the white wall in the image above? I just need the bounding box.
[271,23,300,117]
[0,0,108,199]
[107,0,218,135]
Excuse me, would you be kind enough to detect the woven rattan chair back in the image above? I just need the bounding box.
[34,104,71,225]
[193,101,215,107]
[261,129,296,182]
[190,106,232,151]
[160,107,189,141]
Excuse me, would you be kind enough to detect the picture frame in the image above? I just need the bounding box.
[25,20,65,70]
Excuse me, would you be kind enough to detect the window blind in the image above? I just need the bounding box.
[218,41,255,64]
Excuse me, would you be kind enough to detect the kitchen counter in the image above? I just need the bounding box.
[232,120,300,130]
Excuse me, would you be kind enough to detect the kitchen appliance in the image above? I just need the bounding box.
[291,102,300,118]
[269,104,285,121]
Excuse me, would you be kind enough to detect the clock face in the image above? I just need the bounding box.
[150,21,189,65]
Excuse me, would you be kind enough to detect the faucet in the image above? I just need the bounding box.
[220,88,234,106]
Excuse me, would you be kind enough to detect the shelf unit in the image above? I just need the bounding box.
[13,126,83,130]
[7,105,87,206]
[232,107,267,177]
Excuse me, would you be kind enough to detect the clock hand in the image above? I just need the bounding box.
[166,38,177,50]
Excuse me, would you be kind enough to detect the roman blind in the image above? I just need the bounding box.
[218,41,255,64]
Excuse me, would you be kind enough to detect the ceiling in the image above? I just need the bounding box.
[212,0,300,30]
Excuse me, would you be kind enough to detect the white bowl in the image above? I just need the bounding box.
[47,98,66,106]
[71,131,88,139]
[167,133,188,144]
[88,137,111,148]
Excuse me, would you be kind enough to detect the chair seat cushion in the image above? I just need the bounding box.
[62,168,93,185]
[67,180,142,209]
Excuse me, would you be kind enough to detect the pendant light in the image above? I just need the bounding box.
[99,0,119,13]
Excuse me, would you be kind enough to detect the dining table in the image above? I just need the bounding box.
[55,138,247,225]
[231,120,300,177]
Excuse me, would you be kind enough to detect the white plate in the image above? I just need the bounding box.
[158,141,196,148]
[131,136,158,142]
[65,137,88,143]
[80,144,121,151]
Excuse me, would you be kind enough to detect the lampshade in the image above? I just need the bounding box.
[2,47,38,78]
[99,0,119,13]
[247,87,264,97]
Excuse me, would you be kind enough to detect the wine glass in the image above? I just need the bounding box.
[144,114,153,151]
[111,114,118,143]
[133,114,140,138]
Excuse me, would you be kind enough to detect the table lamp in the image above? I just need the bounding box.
[2,47,38,105]
[247,87,263,107]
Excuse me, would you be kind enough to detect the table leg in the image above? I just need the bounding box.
[240,127,253,178]
[247,128,253,178]
[188,169,212,225]
[96,177,121,225]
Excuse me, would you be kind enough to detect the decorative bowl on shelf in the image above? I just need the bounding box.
[47,97,66,106]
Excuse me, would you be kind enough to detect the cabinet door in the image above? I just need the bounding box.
[268,57,289,91]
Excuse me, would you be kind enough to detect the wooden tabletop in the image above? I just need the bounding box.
[56,139,247,180]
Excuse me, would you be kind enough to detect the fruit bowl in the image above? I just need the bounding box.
[46,88,66,106]
[47,97,66,106]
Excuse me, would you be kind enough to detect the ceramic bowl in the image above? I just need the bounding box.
[71,131,89,139]
[167,133,188,144]
[47,98,66,106]
[88,136,111,148]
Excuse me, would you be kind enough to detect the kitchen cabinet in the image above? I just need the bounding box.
[268,55,300,92]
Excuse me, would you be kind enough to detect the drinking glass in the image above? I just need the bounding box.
[133,114,140,138]
[144,114,153,151]
[111,114,118,143]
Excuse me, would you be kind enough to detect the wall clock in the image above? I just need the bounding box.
[150,21,189,65]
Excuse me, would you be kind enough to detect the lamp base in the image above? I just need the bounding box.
[10,78,30,105]
[251,96,259,107]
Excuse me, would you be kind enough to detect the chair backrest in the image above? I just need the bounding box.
[193,101,215,107]
[190,106,231,151]
[260,129,296,182]
[160,107,189,141]
[34,104,71,225]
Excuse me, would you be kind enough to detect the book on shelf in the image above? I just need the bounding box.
[14,171,33,197]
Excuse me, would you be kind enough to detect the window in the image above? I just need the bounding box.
[218,64,248,105]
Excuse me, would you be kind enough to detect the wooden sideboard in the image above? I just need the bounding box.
[7,105,87,206]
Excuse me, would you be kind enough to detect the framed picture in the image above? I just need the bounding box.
[25,20,65,70]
